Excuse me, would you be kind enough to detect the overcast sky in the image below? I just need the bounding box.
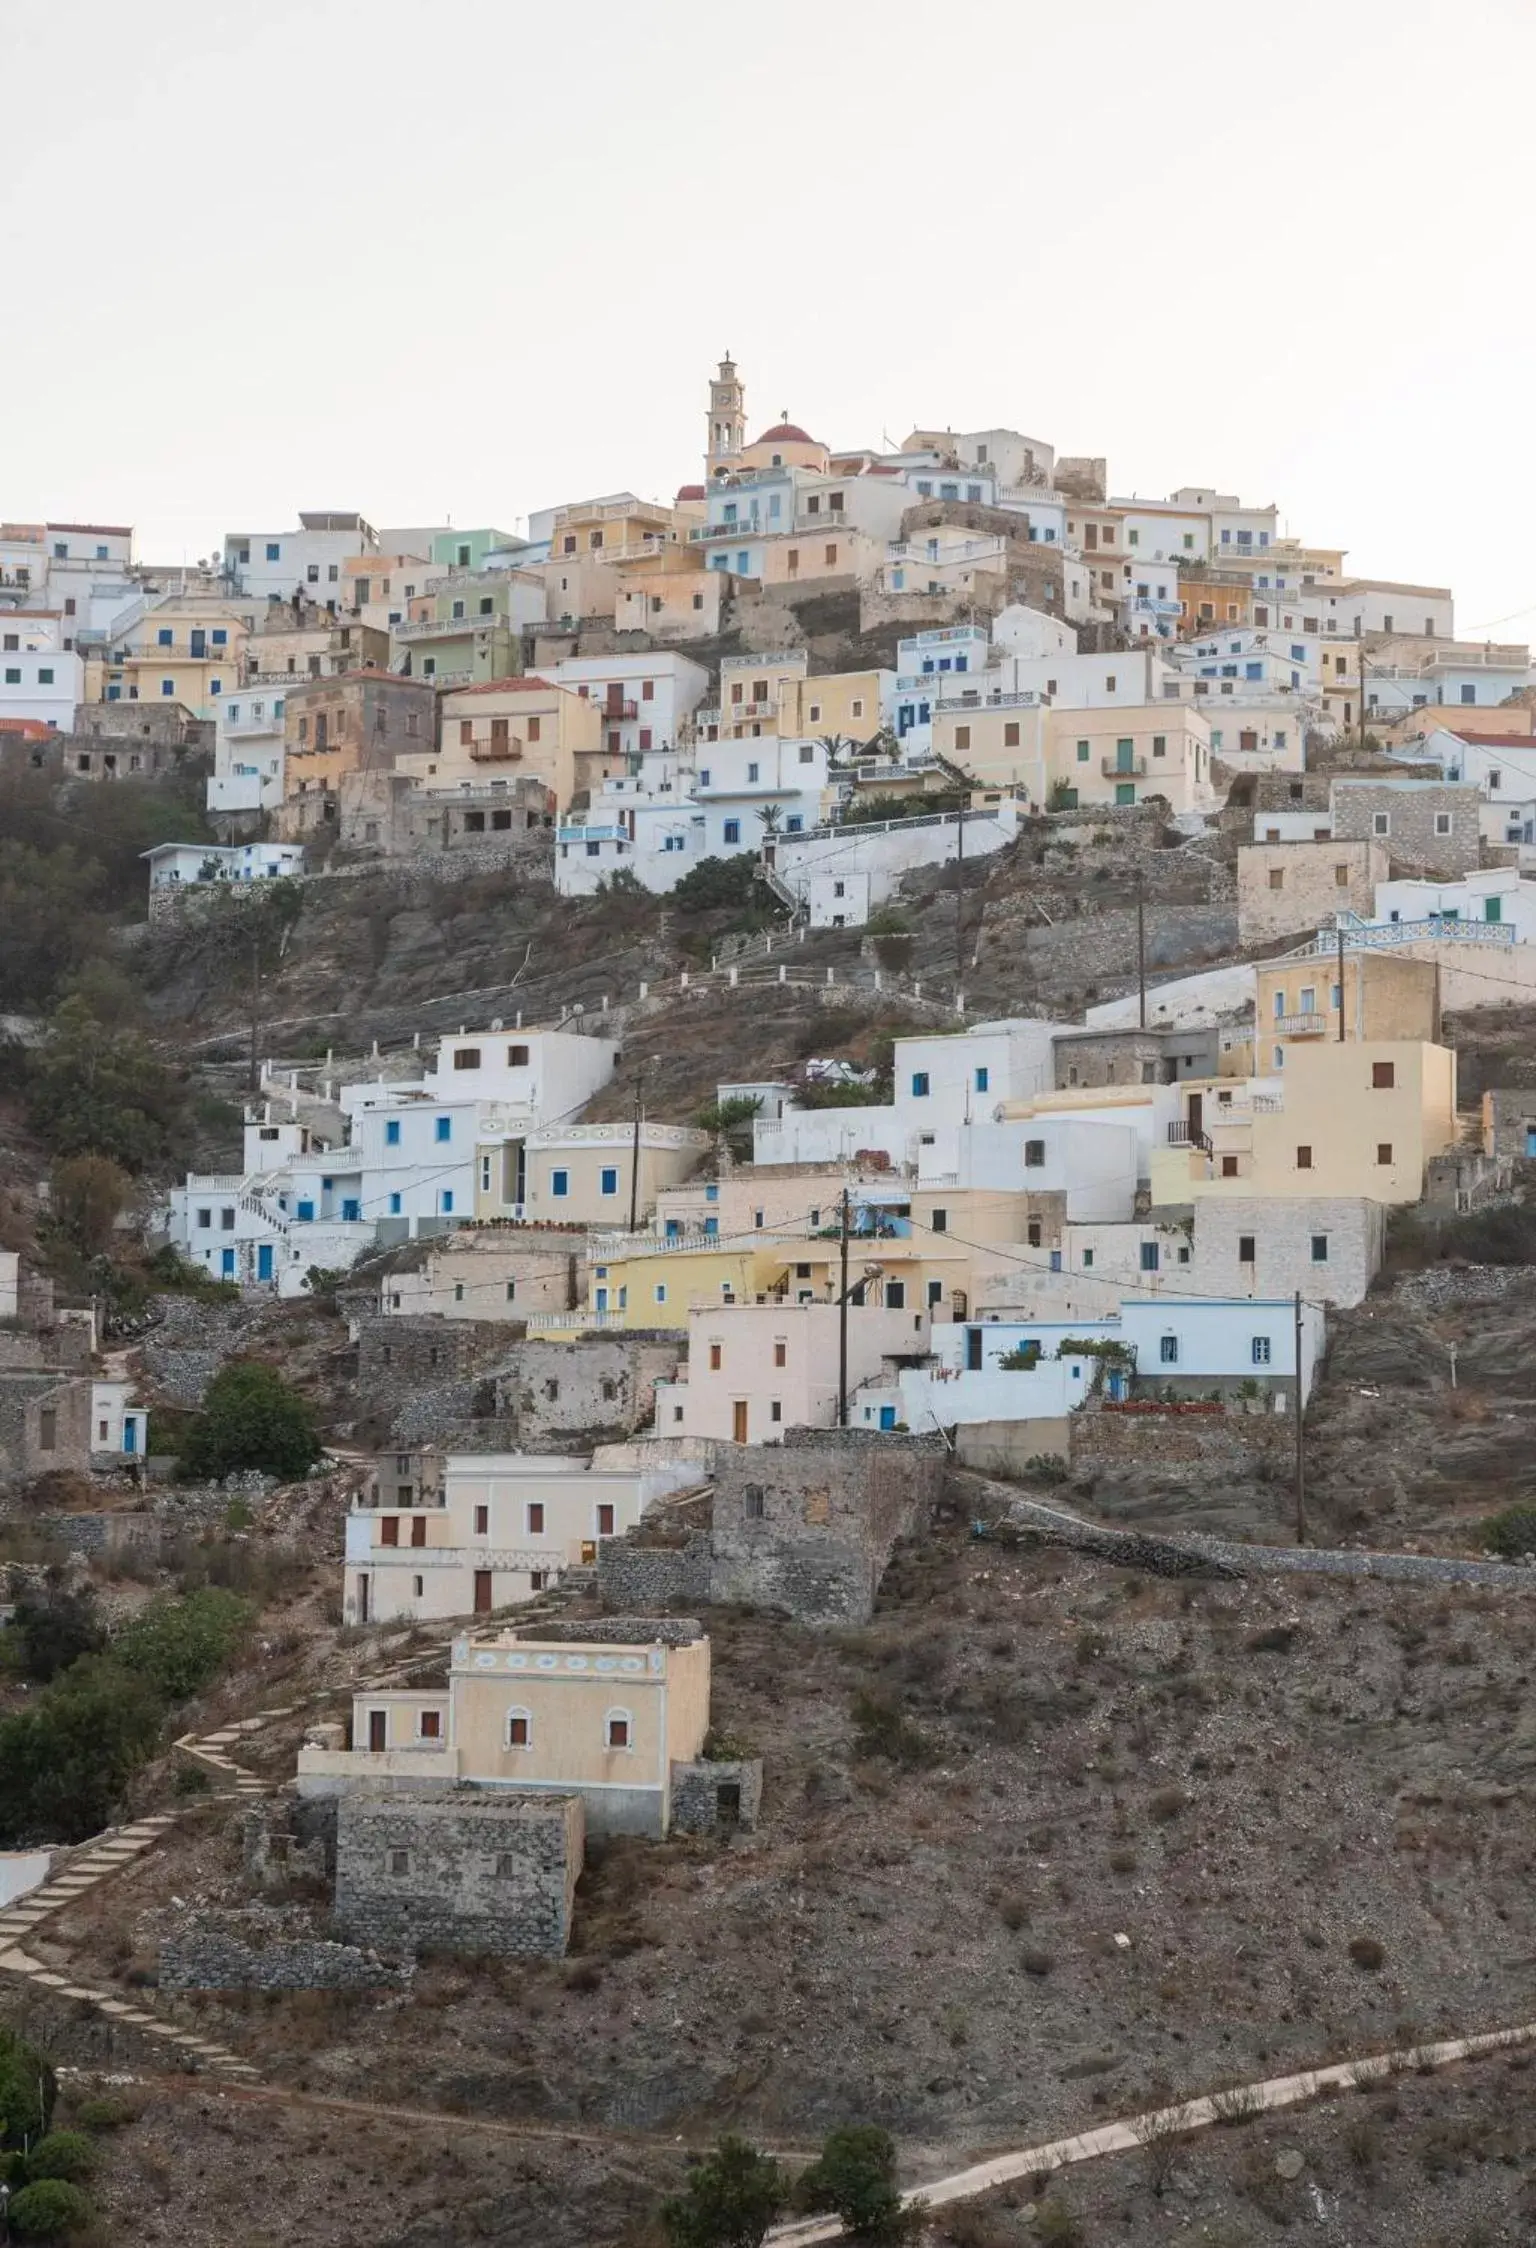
[5,0,1533,633]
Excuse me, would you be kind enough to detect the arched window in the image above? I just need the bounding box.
[505,1707,533,1750]
[604,1708,632,1751]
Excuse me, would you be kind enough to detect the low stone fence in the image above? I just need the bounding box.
[152,1907,406,1992]
[1071,1406,1290,1484]
[598,1531,713,1612]
[1387,1265,1535,1312]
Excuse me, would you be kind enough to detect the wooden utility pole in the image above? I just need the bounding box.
[628,1064,645,1233]
[837,1188,851,1427]
[248,926,263,1095]
[1358,640,1369,757]
[1293,1289,1307,1545]
[955,796,966,993]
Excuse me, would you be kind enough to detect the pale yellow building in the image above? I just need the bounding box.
[756,527,882,589]
[297,1620,711,1839]
[102,598,251,719]
[512,1122,711,1226]
[529,1238,788,1336]
[403,676,606,812]
[932,700,1049,793]
[697,652,810,742]
[1151,1038,1456,1207]
[1042,705,1218,814]
[778,668,894,745]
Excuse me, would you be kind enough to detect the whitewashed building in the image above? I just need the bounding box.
[222,512,379,607]
[0,615,82,728]
[209,684,289,813]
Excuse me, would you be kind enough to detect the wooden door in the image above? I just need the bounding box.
[732,1401,748,1444]
[1187,1093,1204,1140]
[474,1570,493,1614]
[368,1708,386,1752]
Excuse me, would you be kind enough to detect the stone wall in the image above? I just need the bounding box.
[1330,781,1483,876]
[139,1294,268,1406]
[597,1532,713,1612]
[0,1374,92,1487]
[491,1335,684,1446]
[355,1314,523,1396]
[526,1614,703,1646]
[1483,1088,1536,1166]
[153,1907,405,1991]
[669,1757,763,1835]
[334,1788,583,1960]
[710,1433,944,1624]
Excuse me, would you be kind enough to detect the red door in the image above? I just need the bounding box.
[474,1570,493,1614]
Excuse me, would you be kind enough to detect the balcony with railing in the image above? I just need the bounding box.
[553,497,672,530]
[1102,756,1148,778]
[595,699,638,723]
[1311,914,1515,953]
[394,614,508,641]
[468,735,523,762]
[934,688,1045,714]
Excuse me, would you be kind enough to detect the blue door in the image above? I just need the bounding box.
[342,1198,360,1222]
[122,1419,137,1454]
[879,1405,897,1431]
[256,1243,274,1282]
[1526,1128,1536,1159]
[595,1287,609,1313]
[220,1248,236,1277]
[190,628,206,658]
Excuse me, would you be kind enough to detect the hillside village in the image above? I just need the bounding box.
[4,370,1536,2244]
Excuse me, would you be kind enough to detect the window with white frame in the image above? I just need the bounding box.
[604,1708,632,1751]
[505,1707,532,1749]
[1159,1335,1179,1364]
[1251,1336,1272,1365]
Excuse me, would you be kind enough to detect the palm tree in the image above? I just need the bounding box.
[756,803,784,836]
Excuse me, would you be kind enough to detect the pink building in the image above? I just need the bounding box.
[654,1300,929,1445]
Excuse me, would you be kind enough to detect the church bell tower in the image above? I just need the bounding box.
[707,355,745,481]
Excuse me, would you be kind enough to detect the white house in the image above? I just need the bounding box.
[0,616,82,728]
[916,1116,1142,1219]
[694,733,830,855]
[893,625,992,756]
[771,798,1020,929]
[1375,866,1536,939]
[995,646,1178,709]
[222,513,379,607]
[880,529,1009,598]
[91,1381,149,1463]
[852,1330,1101,1436]
[209,686,289,814]
[991,605,1077,663]
[164,1114,372,1294]
[556,791,708,895]
[144,841,304,893]
[552,652,710,761]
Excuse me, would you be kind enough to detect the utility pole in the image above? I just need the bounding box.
[1136,870,1147,1030]
[1357,640,1369,758]
[837,1187,851,1428]
[628,1061,646,1233]
[1337,918,1346,1042]
[1293,1288,1307,1545]
[248,925,262,1095]
[955,794,966,994]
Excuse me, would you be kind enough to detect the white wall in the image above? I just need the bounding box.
[1087,960,1257,1032]
[775,803,1018,928]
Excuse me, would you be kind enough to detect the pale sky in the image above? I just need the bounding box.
[5,0,1534,634]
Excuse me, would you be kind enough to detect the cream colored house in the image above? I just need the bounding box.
[296,1620,711,1838]
[513,1122,711,1226]
[932,699,1049,793]
[653,1299,929,1444]
[778,668,895,745]
[379,1231,586,1321]
[696,652,809,741]
[343,1454,700,1626]
[1043,705,1218,814]
[1151,1039,1456,1207]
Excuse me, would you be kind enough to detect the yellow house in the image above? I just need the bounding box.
[297,1620,712,1838]
[1043,705,1217,814]
[1151,1039,1456,1207]
[103,599,250,719]
[613,556,721,641]
[511,1123,711,1226]
[342,552,436,636]
[778,668,894,745]
[531,1237,788,1335]
[757,528,883,589]
[401,676,605,812]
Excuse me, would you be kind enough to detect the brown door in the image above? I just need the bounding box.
[1187,1093,1204,1140]
[596,1503,615,1537]
[357,1573,369,1624]
[410,1515,426,1547]
[474,1570,493,1614]
[732,1401,748,1444]
[368,1708,386,1752]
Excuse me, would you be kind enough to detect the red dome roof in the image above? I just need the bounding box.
[675,483,706,501]
[754,422,817,446]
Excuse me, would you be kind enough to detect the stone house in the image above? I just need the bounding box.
[1483,1087,1536,1166]
[0,1372,93,1485]
[1237,840,1389,945]
[336,767,556,860]
[334,1789,583,1960]
[709,1429,945,1624]
[1330,778,1483,877]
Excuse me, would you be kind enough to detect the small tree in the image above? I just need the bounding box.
[25,2130,97,2182]
[794,2124,911,2242]
[0,2024,55,2146]
[661,2134,786,2248]
[179,1359,321,1482]
[47,1154,132,1259]
[3,1577,105,1683]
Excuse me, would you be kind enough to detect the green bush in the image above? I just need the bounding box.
[116,1587,253,1701]
[2,1580,105,1684]
[661,2133,785,2247]
[671,854,761,913]
[24,999,191,1173]
[8,2177,94,2238]
[71,2096,133,2131]
[179,1360,321,1482]
[25,2132,96,2183]
[1480,1502,1536,1560]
